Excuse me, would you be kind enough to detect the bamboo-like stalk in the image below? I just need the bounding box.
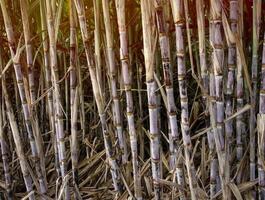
[170,0,199,199]
[136,62,144,159]
[115,0,142,198]
[210,0,230,199]
[140,1,162,199]
[19,0,36,101]
[78,57,86,157]
[40,0,60,176]
[154,1,186,198]
[226,0,236,156]
[236,0,248,192]
[1,63,35,200]
[258,24,265,200]
[224,0,237,186]
[0,107,13,200]
[209,20,219,199]
[102,0,128,164]
[70,0,80,198]
[93,0,103,96]
[196,1,218,198]
[251,1,261,196]
[45,0,70,198]
[154,0,178,171]
[19,0,46,183]
[0,52,13,200]
[0,0,47,195]
[74,0,123,194]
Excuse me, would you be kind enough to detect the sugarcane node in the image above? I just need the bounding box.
[176,51,185,57]
[180,97,188,102]
[124,84,131,90]
[227,64,236,69]
[229,19,238,24]
[168,111,176,116]
[127,112,133,116]
[211,19,222,24]
[178,74,186,80]
[16,78,24,84]
[150,133,160,140]
[148,105,157,109]
[120,55,129,61]
[213,44,223,49]
[175,19,185,25]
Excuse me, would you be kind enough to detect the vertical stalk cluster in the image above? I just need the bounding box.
[69,0,80,197]
[196,0,218,198]
[154,0,179,171]
[210,0,230,199]
[0,1,265,199]
[102,0,128,164]
[40,0,60,176]
[20,0,46,183]
[141,1,162,199]
[0,51,13,200]
[45,0,70,198]
[115,0,142,199]
[0,0,47,195]
[155,1,186,198]
[74,0,123,193]
[0,53,35,200]
[171,0,198,199]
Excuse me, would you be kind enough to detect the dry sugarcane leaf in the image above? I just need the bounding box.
[222,11,236,46]
[238,180,258,193]
[144,176,153,197]
[228,183,244,200]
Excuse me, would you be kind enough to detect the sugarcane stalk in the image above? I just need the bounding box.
[45,0,70,198]
[40,0,60,177]
[170,0,199,199]
[154,0,178,171]
[63,54,70,135]
[0,51,13,200]
[225,0,236,161]
[102,0,128,165]
[208,21,219,199]
[154,1,186,198]
[0,0,47,195]
[70,0,80,198]
[235,0,248,193]
[223,0,237,188]
[93,0,103,95]
[19,0,46,183]
[210,0,230,199]
[74,0,123,194]
[258,24,265,200]
[136,62,145,159]
[251,1,261,197]
[141,1,162,199]
[1,63,35,200]
[0,109,13,200]
[78,58,86,157]
[115,0,142,198]
[196,1,219,198]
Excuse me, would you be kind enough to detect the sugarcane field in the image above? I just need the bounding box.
[1,0,265,199]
